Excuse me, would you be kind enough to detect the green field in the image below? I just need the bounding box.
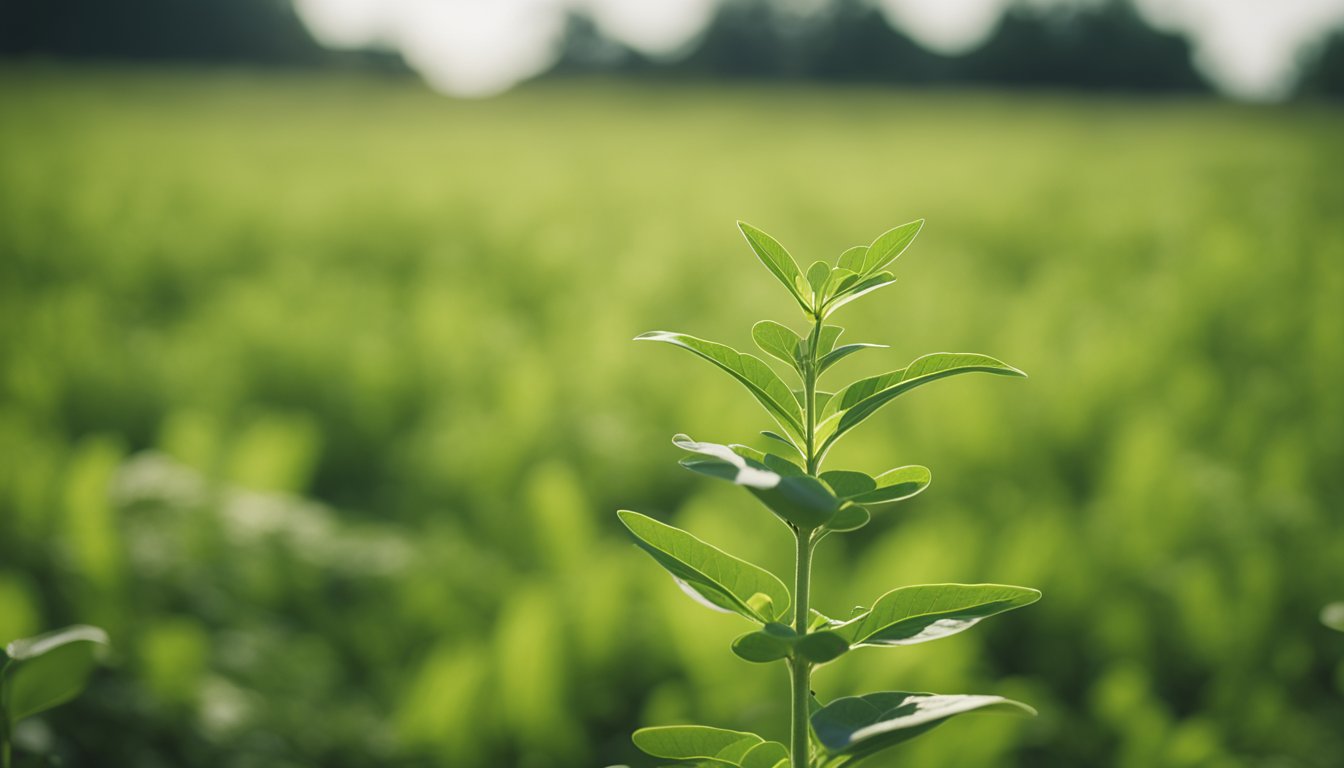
[1,67,1343,767]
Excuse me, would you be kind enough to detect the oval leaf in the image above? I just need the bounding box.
[819,471,876,499]
[823,503,871,533]
[738,221,811,312]
[812,691,1035,761]
[5,625,109,723]
[851,466,931,507]
[732,624,795,663]
[675,436,839,529]
[832,584,1040,648]
[618,510,790,623]
[806,260,831,301]
[740,741,790,768]
[634,724,766,765]
[752,321,804,373]
[794,631,850,664]
[836,245,867,274]
[637,331,805,438]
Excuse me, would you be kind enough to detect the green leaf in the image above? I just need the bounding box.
[730,624,849,665]
[811,692,1035,762]
[674,435,783,489]
[634,724,766,765]
[824,268,861,299]
[815,325,845,357]
[819,471,876,499]
[732,623,796,663]
[794,631,850,664]
[850,466,932,507]
[740,741,790,768]
[860,219,924,275]
[818,353,1026,453]
[836,245,867,274]
[818,343,887,374]
[832,584,1040,648]
[822,272,896,317]
[1322,602,1344,633]
[760,430,805,460]
[4,625,109,723]
[806,260,831,302]
[824,504,871,533]
[675,436,840,529]
[738,221,812,312]
[617,510,790,623]
[752,321,804,372]
[636,331,805,438]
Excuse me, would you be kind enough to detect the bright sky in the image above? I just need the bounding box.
[293,0,1344,99]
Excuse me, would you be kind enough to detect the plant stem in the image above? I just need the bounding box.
[790,529,814,768]
[2,661,10,768]
[790,310,824,768]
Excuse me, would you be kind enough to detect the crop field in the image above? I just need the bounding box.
[1,66,1343,767]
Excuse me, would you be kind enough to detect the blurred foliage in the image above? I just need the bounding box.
[1,67,1343,767]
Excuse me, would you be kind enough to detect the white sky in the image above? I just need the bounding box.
[293,0,1344,99]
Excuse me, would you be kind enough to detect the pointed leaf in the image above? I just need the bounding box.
[760,430,805,461]
[740,741,790,768]
[818,343,887,374]
[822,272,896,317]
[738,221,811,312]
[752,321,804,373]
[637,331,804,437]
[618,510,790,623]
[5,625,109,722]
[634,724,766,765]
[861,219,924,275]
[674,434,782,489]
[819,353,1025,452]
[851,466,931,506]
[832,584,1040,648]
[824,268,861,299]
[812,692,1035,761]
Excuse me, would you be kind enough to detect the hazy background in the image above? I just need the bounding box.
[2,1,1343,767]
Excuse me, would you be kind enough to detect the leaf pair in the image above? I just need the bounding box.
[738,220,923,318]
[751,321,886,382]
[2,625,108,725]
[633,725,789,768]
[811,692,1035,766]
[731,623,849,665]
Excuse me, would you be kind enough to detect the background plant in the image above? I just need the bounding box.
[619,220,1038,767]
[1,626,107,768]
[1,71,1342,767]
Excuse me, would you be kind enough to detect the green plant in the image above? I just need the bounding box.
[0,626,108,768]
[1323,603,1344,633]
[619,220,1040,768]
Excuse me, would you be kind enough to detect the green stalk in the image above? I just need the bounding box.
[1,660,11,768]
[789,310,825,768]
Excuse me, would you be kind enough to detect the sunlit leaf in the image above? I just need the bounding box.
[822,272,896,317]
[617,510,790,623]
[794,631,849,664]
[832,584,1040,648]
[732,623,795,663]
[4,624,109,723]
[836,245,867,274]
[806,260,831,302]
[815,325,845,357]
[1322,602,1344,633]
[860,219,924,275]
[818,353,1025,453]
[811,692,1034,763]
[636,331,805,437]
[740,741,790,768]
[850,466,931,507]
[818,343,887,374]
[634,724,766,765]
[819,471,876,499]
[760,430,805,460]
[675,436,839,529]
[752,321,804,373]
[738,221,812,312]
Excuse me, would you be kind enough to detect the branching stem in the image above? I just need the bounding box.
[790,310,825,768]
